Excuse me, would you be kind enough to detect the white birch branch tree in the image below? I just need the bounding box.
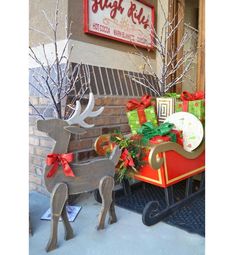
[29,0,90,120]
[129,0,198,96]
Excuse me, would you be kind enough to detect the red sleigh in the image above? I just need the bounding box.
[94,135,205,226]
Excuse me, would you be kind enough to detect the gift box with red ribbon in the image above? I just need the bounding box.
[126,95,158,134]
[175,91,205,123]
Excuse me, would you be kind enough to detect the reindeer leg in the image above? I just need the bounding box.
[61,204,74,240]
[46,183,68,252]
[97,176,114,230]
[108,191,117,224]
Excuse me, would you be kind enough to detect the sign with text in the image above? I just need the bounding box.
[84,0,155,49]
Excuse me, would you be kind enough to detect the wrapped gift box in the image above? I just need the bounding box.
[126,95,158,134]
[175,100,205,122]
[175,91,205,122]
[156,93,180,123]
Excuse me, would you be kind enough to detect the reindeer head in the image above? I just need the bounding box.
[37,93,104,143]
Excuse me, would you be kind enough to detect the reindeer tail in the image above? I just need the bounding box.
[109,146,122,166]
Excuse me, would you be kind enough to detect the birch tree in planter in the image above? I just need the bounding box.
[130,1,198,96]
[29,0,89,120]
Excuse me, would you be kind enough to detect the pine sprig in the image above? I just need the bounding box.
[109,133,148,182]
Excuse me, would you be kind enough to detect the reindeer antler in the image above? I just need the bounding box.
[67,92,104,128]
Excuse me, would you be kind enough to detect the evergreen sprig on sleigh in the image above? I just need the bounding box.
[109,133,147,182]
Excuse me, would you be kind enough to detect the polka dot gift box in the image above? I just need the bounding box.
[126,95,158,134]
[175,91,205,123]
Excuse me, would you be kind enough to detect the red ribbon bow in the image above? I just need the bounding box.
[46,153,75,178]
[120,149,135,167]
[180,91,204,112]
[126,95,152,111]
[180,91,205,101]
[126,95,153,125]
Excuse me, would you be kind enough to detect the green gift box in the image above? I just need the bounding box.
[126,105,158,134]
[175,99,205,121]
[175,91,205,122]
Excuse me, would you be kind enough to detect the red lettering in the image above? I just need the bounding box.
[127,2,150,29]
[92,0,124,19]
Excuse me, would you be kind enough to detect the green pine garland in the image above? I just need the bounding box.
[109,133,148,182]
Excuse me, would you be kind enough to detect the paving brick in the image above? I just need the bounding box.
[68,140,80,152]
[70,134,77,141]
[34,146,51,158]
[80,127,101,139]
[29,182,37,191]
[94,116,122,126]
[39,97,51,105]
[29,163,36,174]
[29,96,39,105]
[29,116,38,125]
[101,106,122,116]
[29,136,40,146]
[29,126,34,135]
[29,145,35,154]
[68,138,93,152]
[35,167,43,176]
[94,97,103,106]
[33,129,49,137]
[30,155,45,167]
[29,174,42,185]
[120,115,128,123]
[78,139,93,150]
[94,96,134,106]
[102,126,120,134]
[39,138,54,148]
[77,149,97,161]
[35,185,50,196]
[119,106,127,115]
[120,124,131,133]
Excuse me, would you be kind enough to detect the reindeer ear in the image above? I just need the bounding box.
[64,126,87,135]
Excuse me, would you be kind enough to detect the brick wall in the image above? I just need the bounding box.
[29,95,136,195]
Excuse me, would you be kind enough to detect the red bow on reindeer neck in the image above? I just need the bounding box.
[46,153,75,178]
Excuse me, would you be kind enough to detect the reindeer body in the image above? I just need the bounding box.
[44,159,116,194]
[36,93,121,252]
[39,119,119,195]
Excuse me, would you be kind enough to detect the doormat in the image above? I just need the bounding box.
[115,181,205,236]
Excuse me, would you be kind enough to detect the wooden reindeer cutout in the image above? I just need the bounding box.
[37,93,121,252]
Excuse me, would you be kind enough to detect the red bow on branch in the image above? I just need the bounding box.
[46,153,75,178]
[120,149,135,167]
[180,91,205,101]
[126,95,152,111]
